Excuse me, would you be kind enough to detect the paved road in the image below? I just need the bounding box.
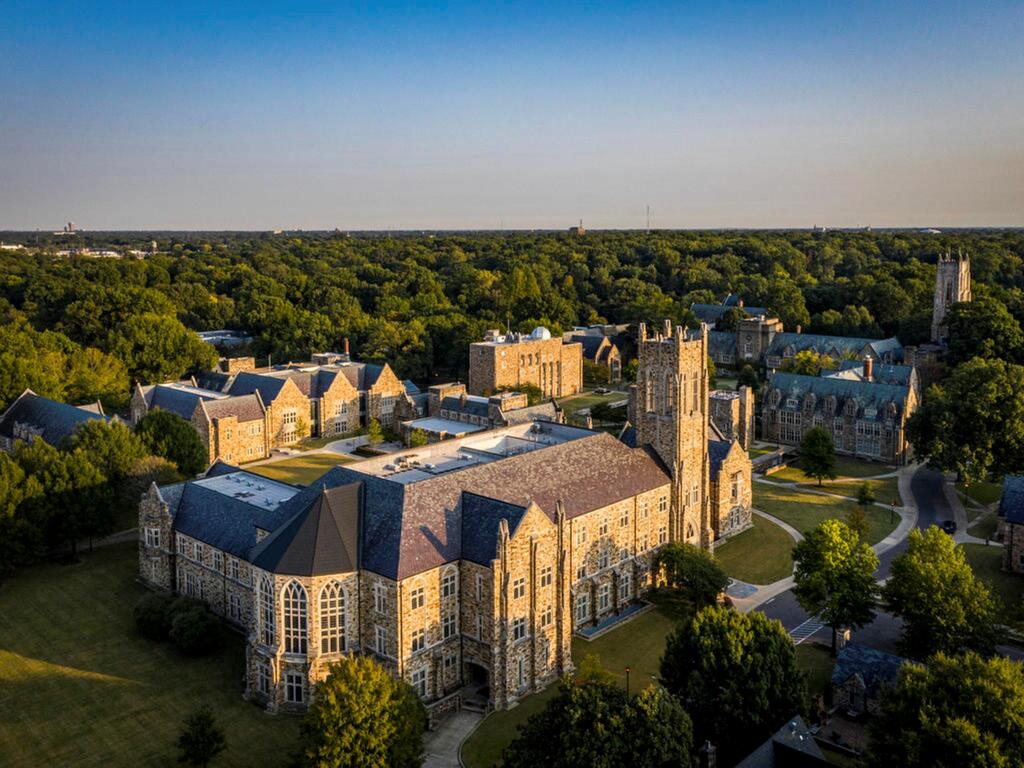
[756,466,952,649]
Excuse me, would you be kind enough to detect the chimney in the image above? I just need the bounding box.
[795,324,802,334]
[343,337,350,356]
[663,319,673,338]
[864,356,874,383]
[638,322,647,342]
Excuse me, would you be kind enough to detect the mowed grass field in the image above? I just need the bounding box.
[714,515,795,585]
[247,453,352,486]
[0,543,300,768]
[754,482,899,546]
[961,543,1024,631]
[765,456,901,505]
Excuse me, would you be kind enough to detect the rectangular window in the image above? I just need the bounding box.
[512,577,526,600]
[441,570,457,599]
[258,662,270,696]
[177,537,188,558]
[375,625,388,656]
[411,627,426,653]
[186,572,199,598]
[576,564,587,580]
[619,572,631,601]
[539,566,552,588]
[285,672,303,703]
[228,593,242,622]
[475,615,484,640]
[599,520,609,536]
[540,605,552,627]
[639,534,649,552]
[619,510,629,527]
[517,657,526,688]
[144,527,160,548]
[410,587,425,610]
[444,654,458,673]
[411,668,427,698]
[194,542,204,564]
[212,550,223,572]
[575,593,589,624]
[658,526,668,545]
[511,617,527,641]
[475,574,483,601]
[229,558,240,581]
[374,583,386,613]
[575,528,587,546]
[442,612,457,639]
[598,583,611,612]
[658,496,668,513]
[731,473,741,503]
[639,501,649,520]
[598,549,609,570]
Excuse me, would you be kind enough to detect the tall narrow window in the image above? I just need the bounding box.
[320,581,346,654]
[441,568,457,599]
[259,576,275,646]
[283,581,308,656]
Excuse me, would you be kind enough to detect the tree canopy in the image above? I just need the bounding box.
[799,426,837,486]
[136,410,209,477]
[654,542,728,606]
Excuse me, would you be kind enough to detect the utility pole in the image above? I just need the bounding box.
[646,204,651,234]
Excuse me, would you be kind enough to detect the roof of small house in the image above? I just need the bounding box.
[441,394,491,419]
[831,643,905,698]
[144,383,223,421]
[735,715,827,768]
[999,475,1024,524]
[708,330,738,357]
[227,371,291,403]
[691,301,769,325]
[0,390,109,446]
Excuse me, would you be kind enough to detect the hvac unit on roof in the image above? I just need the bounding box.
[384,464,397,471]
[424,463,436,470]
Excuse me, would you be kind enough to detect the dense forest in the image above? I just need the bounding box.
[1,229,1023,413]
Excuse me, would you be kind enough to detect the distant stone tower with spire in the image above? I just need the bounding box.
[931,251,971,344]
[628,320,712,548]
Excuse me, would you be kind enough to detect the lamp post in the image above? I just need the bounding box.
[625,666,631,697]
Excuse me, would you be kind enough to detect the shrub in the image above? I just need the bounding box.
[170,605,222,657]
[134,592,176,640]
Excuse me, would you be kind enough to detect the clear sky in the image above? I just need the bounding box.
[2,1,1022,230]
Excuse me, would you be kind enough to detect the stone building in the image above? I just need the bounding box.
[566,331,623,382]
[709,387,755,450]
[932,251,971,344]
[998,475,1024,574]
[761,358,918,464]
[830,643,905,717]
[468,328,582,399]
[0,389,109,451]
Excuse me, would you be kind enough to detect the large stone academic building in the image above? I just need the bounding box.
[137,321,751,718]
[468,327,582,399]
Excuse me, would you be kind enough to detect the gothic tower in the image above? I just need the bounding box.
[931,251,971,344]
[628,320,712,548]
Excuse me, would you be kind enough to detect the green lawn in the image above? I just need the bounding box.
[957,480,1003,507]
[556,391,626,423]
[968,513,1000,541]
[796,643,834,703]
[0,543,300,768]
[762,470,901,505]
[754,483,898,546]
[462,595,685,768]
[769,456,894,483]
[714,515,795,585]
[749,445,779,458]
[961,543,1024,631]
[248,453,352,486]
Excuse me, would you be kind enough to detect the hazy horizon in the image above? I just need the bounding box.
[3,1,1022,230]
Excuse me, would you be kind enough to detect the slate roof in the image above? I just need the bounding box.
[441,395,490,419]
[0,391,109,446]
[831,643,905,698]
[766,332,903,362]
[194,370,233,392]
[574,335,606,360]
[227,371,290,403]
[500,401,559,425]
[736,715,827,768]
[251,483,361,575]
[202,393,265,423]
[766,372,910,420]
[708,440,733,480]
[999,476,1024,524]
[691,302,768,324]
[708,330,738,357]
[145,385,221,421]
[460,493,529,566]
[827,360,915,387]
[205,460,242,478]
[165,480,299,559]
[404,380,421,395]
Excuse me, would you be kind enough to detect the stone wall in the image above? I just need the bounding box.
[1001,520,1024,574]
[265,378,311,448]
[206,415,268,465]
[709,442,753,540]
[138,484,174,590]
[318,374,361,437]
[366,365,407,429]
[468,338,582,399]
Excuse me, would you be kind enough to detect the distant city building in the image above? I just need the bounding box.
[468,327,583,399]
[0,390,108,451]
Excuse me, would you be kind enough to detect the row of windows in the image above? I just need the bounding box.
[175,536,244,583]
[256,662,305,704]
[574,574,633,622]
[258,578,348,656]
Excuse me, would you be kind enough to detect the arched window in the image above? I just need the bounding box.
[283,581,308,656]
[319,581,346,654]
[259,575,275,647]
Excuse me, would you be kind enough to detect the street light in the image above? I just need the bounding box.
[625,666,631,697]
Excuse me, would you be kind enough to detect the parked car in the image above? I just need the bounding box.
[941,520,957,535]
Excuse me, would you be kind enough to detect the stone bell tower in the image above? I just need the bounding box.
[931,251,971,344]
[629,320,712,548]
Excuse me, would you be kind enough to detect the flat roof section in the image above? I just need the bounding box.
[195,471,300,509]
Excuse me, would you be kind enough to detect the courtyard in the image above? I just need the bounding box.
[247,452,353,486]
[0,543,300,768]
[714,515,795,585]
[753,483,899,546]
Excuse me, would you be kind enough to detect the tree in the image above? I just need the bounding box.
[845,505,870,541]
[907,357,1024,484]
[408,428,429,447]
[67,419,147,481]
[659,606,805,763]
[882,527,997,659]
[117,455,182,525]
[136,410,208,477]
[169,605,222,656]
[177,705,226,767]
[780,350,836,376]
[366,418,384,447]
[583,360,610,386]
[499,383,543,406]
[106,312,218,384]
[503,678,694,768]
[856,480,875,507]
[716,306,746,332]
[944,295,1024,365]
[737,363,759,391]
[655,542,728,606]
[792,519,879,654]
[623,359,639,383]
[134,592,176,641]
[869,652,1024,768]
[0,451,44,575]
[800,426,837,486]
[294,656,426,768]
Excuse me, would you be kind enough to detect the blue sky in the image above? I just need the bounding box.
[1,1,1022,229]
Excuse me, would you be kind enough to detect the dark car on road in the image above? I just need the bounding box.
[941,520,957,535]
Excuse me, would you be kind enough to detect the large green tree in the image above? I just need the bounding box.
[294,656,426,768]
[655,542,728,606]
[869,652,1024,768]
[799,426,837,486]
[177,705,226,767]
[944,295,1024,365]
[136,410,209,477]
[503,678,694,768]
[659,606,805,763]
[882,527,997,659]
[107,312,217,384]
[792,519,879,654]
[907,356,1024,483]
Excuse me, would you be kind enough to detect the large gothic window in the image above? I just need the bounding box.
[259,575,275,646]
[319,581,346,654]
[283,581,308,656]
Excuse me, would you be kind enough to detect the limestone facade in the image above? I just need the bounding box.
[709,387,755,450]
[708,441,753,540]
[468,330,582,399]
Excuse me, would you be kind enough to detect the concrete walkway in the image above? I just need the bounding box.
[422,710,483,768]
